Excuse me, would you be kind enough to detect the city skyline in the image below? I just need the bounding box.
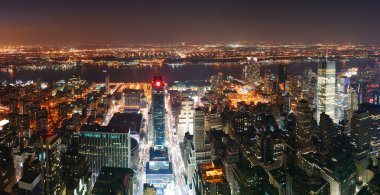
[1,1,380,195]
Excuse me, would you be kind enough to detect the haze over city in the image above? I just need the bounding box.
[1,0,380,44]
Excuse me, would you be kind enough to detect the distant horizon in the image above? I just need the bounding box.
[1,0,380,45]
[0,41,379,47]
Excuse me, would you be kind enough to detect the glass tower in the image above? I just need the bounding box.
[317,61,336,123]
[151,76,166,147]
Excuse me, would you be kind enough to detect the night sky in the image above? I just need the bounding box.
[0,0,379,44]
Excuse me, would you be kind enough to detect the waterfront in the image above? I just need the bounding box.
[1,59,377,83]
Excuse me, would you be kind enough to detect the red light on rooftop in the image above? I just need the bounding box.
[156,81,161,87]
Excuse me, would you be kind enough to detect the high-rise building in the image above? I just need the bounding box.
[18,170,43,195]
[194,107,206,151]
[146,76,174,194]
[145,148,174,194]
[176,97,194,141]
[351,110,372,182]
[210,72,224,102]
[92,167,134,195]
[186,107,214,192]
[151,76,166,147]
[232,160,272,195]
[317,60,336,123]
[336,75,350,122]
[0,144,16,194]
[242,57,260,86]
[278,64,287,93]
[40,134,64,194]
[105,70,110,94]
[351,110,371,160]
[62,150,92,195]
[37,108,49,135]
[295,99,315,149]
[8,113,30,141]
[124,89,143,108]
[193,160,231,195]
[79,125,131,183]
[319,112,336,150]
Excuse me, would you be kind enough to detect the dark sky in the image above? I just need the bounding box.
[0,0,379,44]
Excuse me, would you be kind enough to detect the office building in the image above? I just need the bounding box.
[319,112,337,150]
[193,160,231,195]
[295,99,315,149]
[124,89,143,108]
[79,125,131,183]
[18,171,43,195]
[194,107,206,151]
[351,110,372,182]
[232,159,273,195]
[92,167,134,195]
[0,144,16,194]
[242,57,260,86]
[177,97,194,141]
[336,75,350,122]
[145,148,174,194]
[151,76,166,147]
[278,64,287,93]
[62,150,92,195]
[351,110,371,160]
[40,134,65,194]
[317,60,336,123]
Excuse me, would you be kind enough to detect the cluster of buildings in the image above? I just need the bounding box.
[1,52,380,195]
[168,57,380,194]
[0,73,147,194]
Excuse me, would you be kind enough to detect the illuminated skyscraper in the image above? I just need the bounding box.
[105,70,110,94]
[193,107,206,151]
[317,61,336,123]
[146,76,174,194]
[295,99,315,149]
[336,75,350,122]
[177,97,194,141]
[151,76,166,147]
[278,64,287,93]
[351,111,371,160]
[351,110,371,183]
[40,134,64,194]
[0,144,16,194]
[79,125,131,183]
[242,58,260,86]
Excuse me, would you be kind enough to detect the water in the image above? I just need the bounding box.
[0,59,377,83]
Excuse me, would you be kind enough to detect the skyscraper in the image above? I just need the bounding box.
[336,75,350,122]
[151,76,166,148]
[278,64,287,93]
[40,134,64,194]
[79,125,131,183]
[351,110,372,183]
[193,107,206,151]
[319,112,336,150]
[295,99,315,149]
[105,70,110,94]
[242,57,260,86]
[351,110,371,160]
[146,76,174,194]
[177,97,194,141]
[317,60,336,123]
[0,144,16,194]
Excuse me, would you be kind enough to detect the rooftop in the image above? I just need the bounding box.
[198,160,226,184]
